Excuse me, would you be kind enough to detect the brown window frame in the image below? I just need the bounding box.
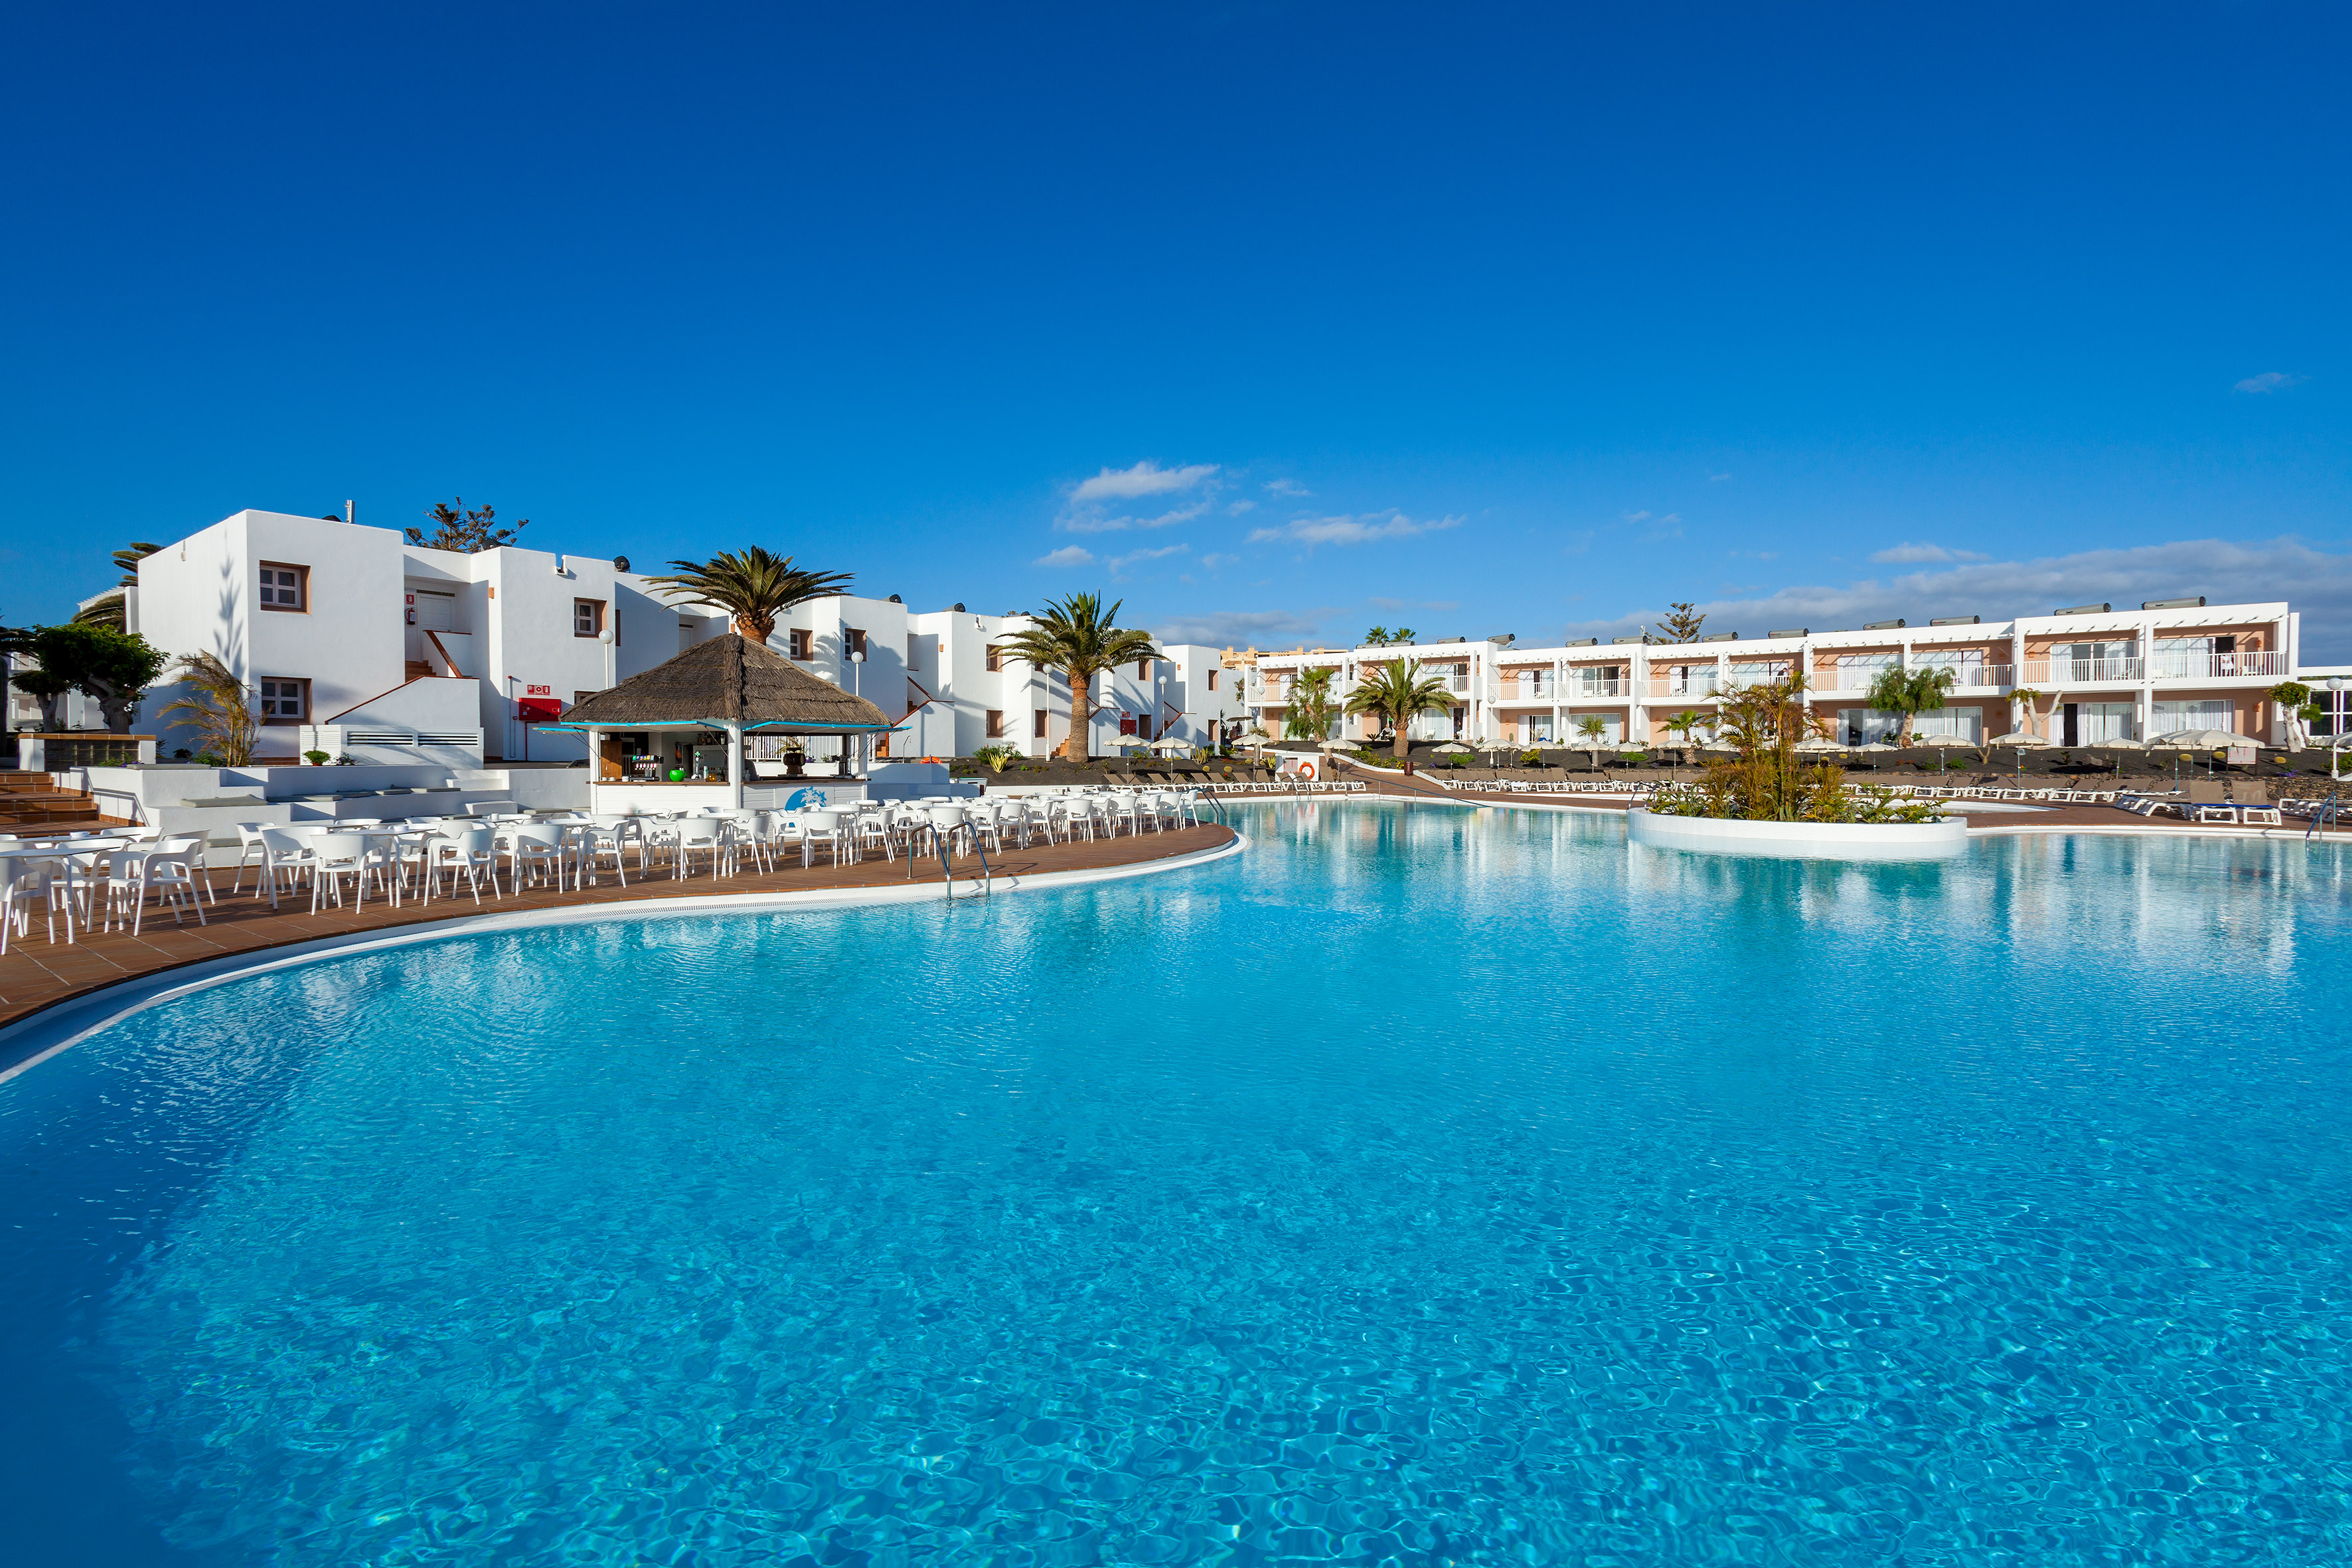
[258,562,309,613]
[985,645,1002,672]
[257,676,311,724]
[1137,658,1150,679]
[572,598,605,637]
[986,709,1005,739]
[1033,708,1049,739]
[1208,669,1218,691]
[789,627,813,661]
[845,627,868,659]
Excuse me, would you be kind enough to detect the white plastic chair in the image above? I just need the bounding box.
[0,854,73,952]
[428,827,503,903]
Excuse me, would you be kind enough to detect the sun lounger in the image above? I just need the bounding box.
[2185,780,2236,823]
[2234,780,2282,826]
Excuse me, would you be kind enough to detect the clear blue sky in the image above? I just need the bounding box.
[4,3,2347,653]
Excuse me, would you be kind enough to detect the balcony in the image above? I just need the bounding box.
[1822,663,2014,692]
[2020,658,2144,686]
[2148,651,2289,682]
[1498,679,1555,702]
[1564,680,1628,700]
[1648,674,1723,700]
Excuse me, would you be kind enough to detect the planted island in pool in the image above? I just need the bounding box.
[1632,671,1969,859]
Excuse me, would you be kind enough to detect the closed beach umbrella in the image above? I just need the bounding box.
[2148,728,2264,749]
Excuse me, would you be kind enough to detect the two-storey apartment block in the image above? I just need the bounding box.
[1247,597,2305,749]
[123,510,1242,764]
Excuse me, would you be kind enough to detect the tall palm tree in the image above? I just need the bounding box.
[1862,666,1957,745]
[996,592,1159,763]
[71,542,167,631]
[1344,658,1453,771]
[1283,666,1339,740]
[645,548,854,645]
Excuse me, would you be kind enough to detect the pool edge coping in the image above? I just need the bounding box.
[0,829,1248,1085]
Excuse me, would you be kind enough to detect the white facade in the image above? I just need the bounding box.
[122,509,1241,764]
[1248,598,2308,749]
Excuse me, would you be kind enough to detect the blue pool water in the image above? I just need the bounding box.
[4,802,2351,1567]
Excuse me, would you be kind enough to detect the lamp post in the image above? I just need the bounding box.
[2331,677,2347,781]
[844,651,864,776]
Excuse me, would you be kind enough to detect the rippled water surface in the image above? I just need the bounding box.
[5,803,2352,1567]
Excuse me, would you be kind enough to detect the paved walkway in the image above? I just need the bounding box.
[0,823,1236,1033]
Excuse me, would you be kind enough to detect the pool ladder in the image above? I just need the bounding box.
[2306,789,2344,843]
[903,815,990,898]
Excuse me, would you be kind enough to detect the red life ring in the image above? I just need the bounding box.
[1296,759,1317,780]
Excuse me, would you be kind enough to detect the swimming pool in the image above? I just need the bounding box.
[5,801,2349,1565]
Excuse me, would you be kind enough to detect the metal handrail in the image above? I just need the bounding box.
[2306,791,2343,843]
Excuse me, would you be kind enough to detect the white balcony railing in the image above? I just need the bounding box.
[1567,679,1628,700]
[2021,658,2144,686]
[2148,651,2289,681]
[1648,674,1723,700]
[1826,663,2015,692]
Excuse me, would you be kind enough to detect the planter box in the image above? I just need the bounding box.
[1626,807,1968,861]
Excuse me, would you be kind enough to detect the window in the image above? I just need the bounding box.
[1034,708,1049,738]
[789,628,813,661]
[259,563,307,612]
[986,710,1005,738]
[846,627,868,659]
[1138,715,1154,740]
[258,677,309,723]
[1208,669,1218,692]
[573,599,604,637]
[414,589,456,632]
[1137,658,1150,679]
[985,645,1002,672]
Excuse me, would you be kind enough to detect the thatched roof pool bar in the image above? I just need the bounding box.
[542,633,898,808]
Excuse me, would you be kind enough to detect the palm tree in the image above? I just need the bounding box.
[996,592,1159,763]
[1862,666,1957,745]
[1573,714,1611,771]
[1664,709,1707,778]
[70,542,167,631]
[645,548,854,645]
[1283,666,1339,740]
[157,650,258,765]
[1344,658,1453,771]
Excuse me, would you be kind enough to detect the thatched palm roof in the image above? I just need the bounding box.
[553,633,894,733]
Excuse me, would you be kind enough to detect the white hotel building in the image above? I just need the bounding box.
[116,510,1243,765]
[1245,598,2308,749]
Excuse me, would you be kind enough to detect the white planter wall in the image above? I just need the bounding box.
[1626,807,1968,860]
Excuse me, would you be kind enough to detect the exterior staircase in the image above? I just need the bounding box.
[0,770,111,828]
[406,660,435,682]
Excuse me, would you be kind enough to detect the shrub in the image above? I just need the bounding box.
[303,749,331,766]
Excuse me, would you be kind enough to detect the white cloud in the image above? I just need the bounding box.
[1200,552,1239,570]
[2234,372,2307,394]
[1060,501,1209,535]
[1151,608,1332,647]
[1226,500,1256,515]
[1247,511,1466,547]
[1561,536,2348,656]
[1109,543,1188,574]
[1871,542,1990,564]
[1034,545,1096,568]
[1709,473,1733,482]
[1265,478,1312,496]
[1072,461,1219,501]
[1621,510,1684,539]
